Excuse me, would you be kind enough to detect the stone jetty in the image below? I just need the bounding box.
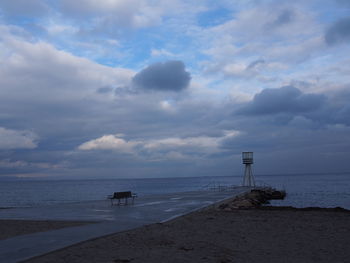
[218,187,286,210]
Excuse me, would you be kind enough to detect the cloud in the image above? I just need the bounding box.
[325,17,350,45]
[233,86,350,128]
[0,27,133,105]
[237,86,326,115]
[151,49,176,57]
[0,0,49,17]
[0,34,134,102]
[143,133,233,153]
[269,9,294,27]
[274,9,294,25]
[0,159,59,169]
[1,1,350,178]
[210,4,314,42]
[200,3,324,82]
[59,0,164,33]
[0,127,37,149]
[78,134,138,153]
[217,58,268,79]
[78,130,240,157]
[132,60,191,91]
[246,59,265,70]
[96,86,114,94]
[0,28,138,155]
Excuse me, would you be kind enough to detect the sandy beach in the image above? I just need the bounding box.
[0,219,94,241]
[19,205,350,263]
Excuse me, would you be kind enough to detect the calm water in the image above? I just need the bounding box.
[0,173,349,209]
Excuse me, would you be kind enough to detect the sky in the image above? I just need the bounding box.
[0,0,350,179]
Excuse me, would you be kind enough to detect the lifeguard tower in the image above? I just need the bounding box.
[242,152,255,187]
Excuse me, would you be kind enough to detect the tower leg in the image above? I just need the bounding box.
[243,164,255,187]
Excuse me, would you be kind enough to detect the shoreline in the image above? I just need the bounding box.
[20,198,350,263]
[1,188,349,262]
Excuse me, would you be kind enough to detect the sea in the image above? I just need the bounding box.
[0,173,349,209]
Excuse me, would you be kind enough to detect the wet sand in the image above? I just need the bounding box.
[0,220,94,241]
[22,206,350,263]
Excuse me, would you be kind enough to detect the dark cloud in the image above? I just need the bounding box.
[96,86,113,94]
[246,59,265,70]
[273,9,294,25]
[219,122,350,174]
[325,17,350,45]
[114,86,140,96]
[265,9,294,29]
[132,61,191,91]
[237,86,326,115]
[326,89,350,126]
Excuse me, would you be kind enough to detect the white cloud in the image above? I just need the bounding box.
[78,130,241,157]
[0,127,38,149]
[159,100,176,113]
[78,134,140,153]
[144,136,219,151]
[151,49,176,57]
[0,159,28,168]
[0,159,61,169]
[210,4,318,42]
[222,62,247,76]
[46,23,78,35]
[199,2,324,83]
[60,0,164,29]
[0,26,134,103]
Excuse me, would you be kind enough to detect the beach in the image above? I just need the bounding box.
[3,1,350,261]
[22,205,350,263]
[0,219,94,241]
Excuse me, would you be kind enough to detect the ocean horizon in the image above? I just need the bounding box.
[0,173,349,209]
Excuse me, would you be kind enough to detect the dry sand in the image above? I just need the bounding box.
[0,220,94,241]
[22,206,350,263]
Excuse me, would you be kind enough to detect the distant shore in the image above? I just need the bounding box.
[21,203,350,262]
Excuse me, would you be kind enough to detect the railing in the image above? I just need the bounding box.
[201,182,241,191]
[201,180,277,191]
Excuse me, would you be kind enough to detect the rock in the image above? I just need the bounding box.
[270,190,286,199]
[219,203,229,209]
[217,187,287,211]
[233,199,256,208]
